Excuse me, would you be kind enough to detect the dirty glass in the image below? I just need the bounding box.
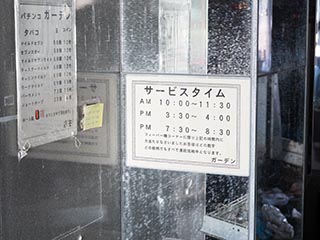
[1,0,121,239]
[1,0,259,240]
[207,0,252,75]
[121,1,207,239]
[76,0,120,72]
[204,1,253,240]
[255,0,307,239]
[122,0,256,240]
[122,0,208,74]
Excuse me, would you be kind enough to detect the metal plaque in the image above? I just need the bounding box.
[15,0,77,150]
[126,74,251,176]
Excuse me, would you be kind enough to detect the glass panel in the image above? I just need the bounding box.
[122,1,256,240]
[256,0,307,239]
[313,0,320,170]
[76,0,120,72]
[207,0,252,75]
[122,1,207,239]
[1,0,258,240]
[1,0,121,239]
[123,169,205,240]
[258,0,272,73]
[122,0,207,74]
[122,0,211,240]
[204,1,253,239]
[304,0,320,238]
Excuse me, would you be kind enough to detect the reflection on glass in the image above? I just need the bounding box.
[312,0,320,170]
[159,0,191,73]
[76,0,96,10]
[123,168,205,240]
[122,0,207,73]
[122,1,207,239]
[256,0,306,239]
[1,0,121,239]
[204,175,249,240]
[76,0,120,72]
[258,0,272,73]
[314,1,320,136]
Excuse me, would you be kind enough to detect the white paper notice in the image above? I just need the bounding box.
[15,0,77,149]
[126,74,251,176]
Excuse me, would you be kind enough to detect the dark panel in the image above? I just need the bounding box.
[122,0,160,72]
[76,0,120,72]
[272,0,307,71]
[207,0,252,75]
[0,0,16,118]
[278,69,305,142]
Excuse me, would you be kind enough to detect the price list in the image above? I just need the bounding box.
[126,74,251,176]
[16,1,77,149]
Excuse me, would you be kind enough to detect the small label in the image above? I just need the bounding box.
[4,95,15,106]
[80,103,104,131]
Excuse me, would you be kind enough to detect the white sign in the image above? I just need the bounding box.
[15,0,77,149]
[126,74,251,176]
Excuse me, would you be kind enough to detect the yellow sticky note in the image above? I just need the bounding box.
[82,103,104,131]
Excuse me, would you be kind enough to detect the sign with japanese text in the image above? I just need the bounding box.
[15,0,77,149]
[29,74,119,166]
[126,74,251,176]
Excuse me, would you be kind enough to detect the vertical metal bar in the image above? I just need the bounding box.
[249,0,259,239]
[303,0,315,238]
[119,1,125,239]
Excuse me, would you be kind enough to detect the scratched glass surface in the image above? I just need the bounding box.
[122,0,207,74]
[0,0,121,240]
[76,0,120,72]
[1,0,259,240]
[122,168,206,240]
[122,0,256,240]
[122,1,209,240]
[207,0,252,75]
[204,1,253,239]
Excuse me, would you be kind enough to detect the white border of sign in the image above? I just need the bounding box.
[126,74,251,176]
